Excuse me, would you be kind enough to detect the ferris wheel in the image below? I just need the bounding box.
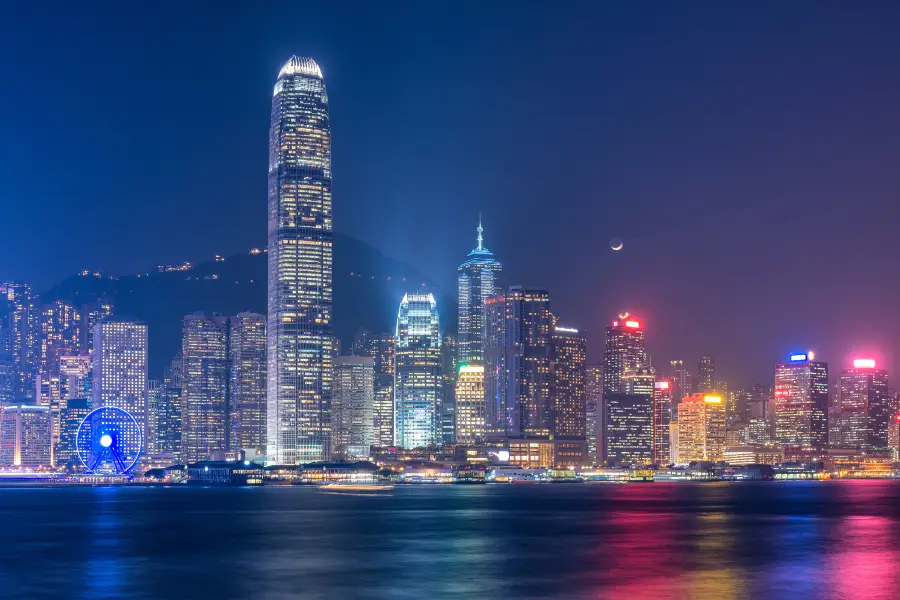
[76,406,143,475]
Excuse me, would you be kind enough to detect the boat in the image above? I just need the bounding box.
[317,483,395,496]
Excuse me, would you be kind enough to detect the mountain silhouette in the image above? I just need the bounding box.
[41,233,454,377]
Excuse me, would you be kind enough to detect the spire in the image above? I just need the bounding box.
[476,213,484,251]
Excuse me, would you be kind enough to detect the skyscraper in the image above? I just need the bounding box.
[483,287,553,441]
[0,404,50,467]
[585,365,603,465]
[838,359,889,450]
[605,393,653,464]
[0,282,39,402]
[455,365,486,446]
[676,393,726,462]
[602,314,646,399]
[181,314,229,463]
[333,356,374,458]
[162,359,183,459]
[440,335,458,444]
[146,379,163,455]
[773,352,828,448]
[358,332,394,447]
[669,359,692,407]
[230,312,267,453]
[39,301,81,385]
[92,321,148,453]
[457,218,502,365]
[653,380,673,464]
[267,56,333,465]
[58,397,91,466]
[394,293,441,449]
[550,326,587,466]
[697,355,715,392]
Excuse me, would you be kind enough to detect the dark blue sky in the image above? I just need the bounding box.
[2,1,900,386]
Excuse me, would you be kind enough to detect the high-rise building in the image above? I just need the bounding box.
[358,333,394,447]
[333,356,374,458]
[162,359,183,458]
[550,326,586,466]
[676,393,726,462]
[440,335,458,445]
[653,380,673,464]
[455,365,485,446]
[457,218,502,365]
[230,312,267,453]
[80,298,114,356]
[837,359,889,450]
[39,301,81,385]
[585,365,603,465]
[669,360,692,407]
[0,404,50,467]
[92,321,148,455]
[267,56,333,465]
[147,379,164,455]
[602,314,646,400]
[697,355,715,393]
[889,414,900,461]
[0,282,39,403]
[483,287,553,440]
[58,397,91,466]
[394,293,441,449]
[181,314,229,463]
[773,352,828,449]
[605,393,653,464]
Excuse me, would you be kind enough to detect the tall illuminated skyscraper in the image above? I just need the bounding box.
[267,56,333,464]
[394,293,441,449]
[440,335,458,444]
[333,356,374,458]
[181,314,228,463]
[230,312,267,452]
[653,380,673,464]
[669,359,692,407]
[838,359,889,450]
[585,365,603,464]
[550,326,587,466]
[773,352,828,448]
[92,321,148,452]
[457,218,502,365]
[602,314,646,399]
[0,282,39,402]
[484,287,553,440]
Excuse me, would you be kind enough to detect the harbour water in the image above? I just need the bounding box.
[2,481,900,599]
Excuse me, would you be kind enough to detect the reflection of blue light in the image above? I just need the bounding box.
[790,353,808,362]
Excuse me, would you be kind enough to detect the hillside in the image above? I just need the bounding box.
[41,232,454,376]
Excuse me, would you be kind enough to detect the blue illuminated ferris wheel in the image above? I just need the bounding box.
[76,406,143,475]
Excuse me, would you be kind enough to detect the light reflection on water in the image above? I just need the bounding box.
[1,482,900,599]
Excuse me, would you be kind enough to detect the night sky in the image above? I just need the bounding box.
[2,2,900,386]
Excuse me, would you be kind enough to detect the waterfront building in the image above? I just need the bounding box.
[677,393,726,462]
[181,314,229,463]
[230,312,267,452]
[0,404,50,467]
[585,365,602,465]
[697,355,715,392]
[267,56,334,465]
[888,415,900,461]
[723,445,784,466]
[358,332,394,447]
[837,359,889,450]
[333,356,374,458]
[58,397,91,465]
[455,365,486,445]
[457,218,502,365]
[653,380,673,464]
[605,393,653,464]
[394,293,441,449]
[483,287,553,440]
[92,320,148,455]
[550,326,587,466]
[773,352,828,448]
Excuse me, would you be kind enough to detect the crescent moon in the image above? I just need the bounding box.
[610,240,623,251]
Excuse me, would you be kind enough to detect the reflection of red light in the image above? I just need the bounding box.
[625,320,640,328]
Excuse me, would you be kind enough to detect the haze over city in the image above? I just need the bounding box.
[3,2,900,386]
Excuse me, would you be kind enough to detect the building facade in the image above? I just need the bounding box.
[0,404,50,467]
[267,56,334,464]
[333,356,374,458]
[457,218,502,365]
[602,314,646,400]
[455,364,485,445]
[585,365,603,465]
[181,314,229,463]
[550,327,587,465]
[773,353,828,448]
[653,380,673,464]
[230,312,267,452]
[0,282,39,403]
[394,293,441,449]
[837,359,889,450]
[604,393,653,464]
[676,393,725,462]
[358,332,394,447]
[697,355,715,392]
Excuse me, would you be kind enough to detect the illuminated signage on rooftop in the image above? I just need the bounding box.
[625,320,640,328]
[853,358,876,369]
[655,381,670,390]
[789,353,808,362]
[704,395,722,403]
